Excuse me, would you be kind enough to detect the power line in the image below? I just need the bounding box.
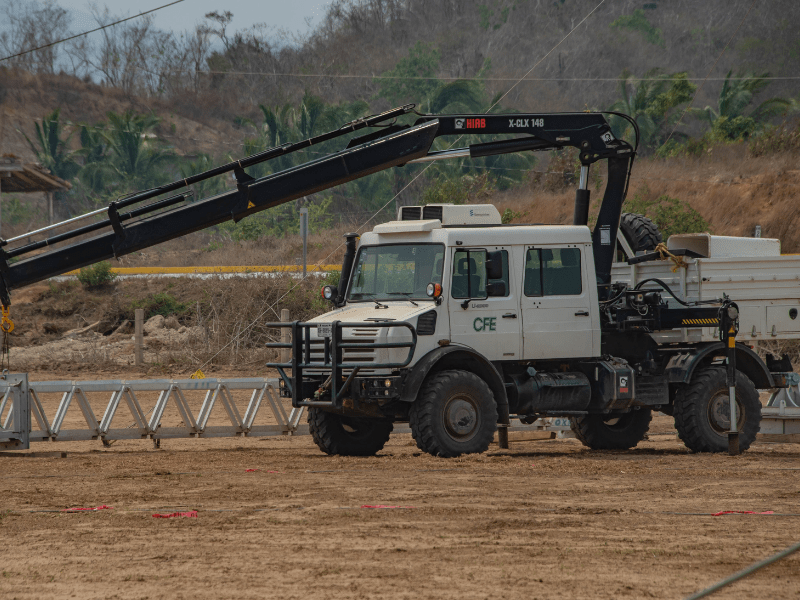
[0,0,186,64]
[186,71,800,83]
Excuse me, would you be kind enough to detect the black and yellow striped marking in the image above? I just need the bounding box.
[681,318,719,325]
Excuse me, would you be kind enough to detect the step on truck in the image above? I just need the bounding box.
[0,105,795,456]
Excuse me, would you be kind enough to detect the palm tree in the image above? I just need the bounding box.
[23,108,80,220]
[100,111,173,190]
[690,71,792,139]
[608,69,696,150]
[23,108,79,181]
[75,124,115,194]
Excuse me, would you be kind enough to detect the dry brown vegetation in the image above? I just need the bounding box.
[495,144,800,253]
[6,274,335,373]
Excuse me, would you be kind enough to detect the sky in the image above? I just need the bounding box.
[13,0,333,40]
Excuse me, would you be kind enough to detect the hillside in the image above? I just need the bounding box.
[1,0,799,256]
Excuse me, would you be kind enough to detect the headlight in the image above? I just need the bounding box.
[321,285,338,301]
[426,282,443,299]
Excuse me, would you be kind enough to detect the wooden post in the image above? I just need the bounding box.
[135,309,144,366]
[280,308,290,364]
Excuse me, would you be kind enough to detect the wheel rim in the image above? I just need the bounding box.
[339,416,373,440]
[442,394,480,442]
[707,390,745,434]
[602,414,631,430]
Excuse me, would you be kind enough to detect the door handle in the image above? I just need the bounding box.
[574,311,590,316]
[502,313,517,319]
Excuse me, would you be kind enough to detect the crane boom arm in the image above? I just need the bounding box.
[0,107,636,305]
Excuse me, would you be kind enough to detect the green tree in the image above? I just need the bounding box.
[376,41,441,106]
[75,124,115,194]
[103,111,173,187]
[23,108,79,181]
[608,69,696,150]
[689,71,792,140]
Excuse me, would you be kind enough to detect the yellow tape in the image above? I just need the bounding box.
[63,265,340,276]
[728,337,735,348]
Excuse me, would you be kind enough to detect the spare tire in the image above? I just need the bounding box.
[616,213,662,262]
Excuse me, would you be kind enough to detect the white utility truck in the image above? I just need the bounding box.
[272,205,797,457]
[0,105,794,457]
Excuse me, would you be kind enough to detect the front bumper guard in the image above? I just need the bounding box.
[266,320,417,408]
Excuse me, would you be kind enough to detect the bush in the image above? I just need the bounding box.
[625,186,710,239]
[749,121,800,157]
[130,292,191,319]
[77,261,117,287]
[501,208,528,224]
[421,173,491,206]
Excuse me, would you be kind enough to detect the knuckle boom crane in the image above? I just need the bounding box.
[0,104,760,456]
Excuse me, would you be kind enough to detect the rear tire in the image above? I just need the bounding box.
[673,366,761,453]
[307,408,393,456]
[617,212,663,261]
[409,370,497,458]
[571,409,652,450]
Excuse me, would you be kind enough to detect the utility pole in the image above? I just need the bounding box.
[300,207,308,278]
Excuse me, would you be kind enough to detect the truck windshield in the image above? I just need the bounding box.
[348,244,445,302]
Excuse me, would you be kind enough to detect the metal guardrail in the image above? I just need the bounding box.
[0,374,576,450]
[0,376,302,449]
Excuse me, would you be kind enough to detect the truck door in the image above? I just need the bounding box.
[447,247,521,361]
[521,245,596,360]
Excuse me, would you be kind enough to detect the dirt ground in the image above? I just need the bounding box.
[1,368,799,600]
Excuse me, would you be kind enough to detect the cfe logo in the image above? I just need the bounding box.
[473,317,496,332]
[619,376,629,393]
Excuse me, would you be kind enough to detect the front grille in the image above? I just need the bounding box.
[417,310,437,335]
[401,206,422,220]
[422,205,443,221]
[306,327,379,375]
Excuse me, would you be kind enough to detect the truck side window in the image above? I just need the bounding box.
[524,249,542,296]
[452,249,487,299]
[525,248,582,296]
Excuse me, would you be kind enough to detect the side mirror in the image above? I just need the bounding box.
[486,250,504,280]
[486,281,506,297]
[321,285,339,304]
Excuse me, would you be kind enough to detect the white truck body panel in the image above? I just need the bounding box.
[668,233,781,258]
[611,250,800,344]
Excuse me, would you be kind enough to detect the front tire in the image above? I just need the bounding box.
[409,370,498,458]
[571,409,652,450]
[307,408,393,456]
[673,366,761,453]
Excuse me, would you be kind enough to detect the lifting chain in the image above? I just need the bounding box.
[654,242,689,272]
[1,306,14,334]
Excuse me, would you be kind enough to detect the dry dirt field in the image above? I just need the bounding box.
[1,369,799,600]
